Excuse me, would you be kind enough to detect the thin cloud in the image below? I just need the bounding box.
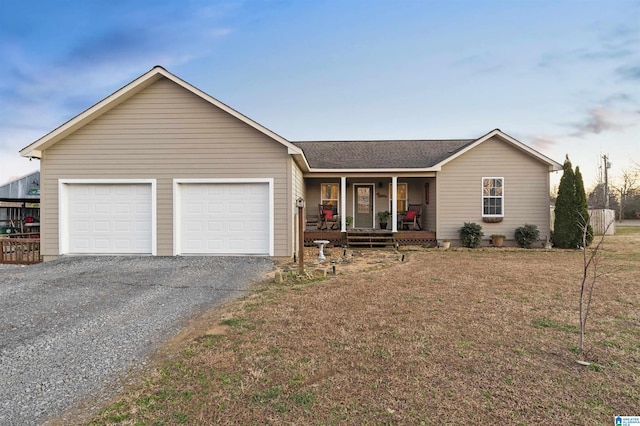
[539,15,639,69]
[600,21,640,50]
[616,64,640,81]
[530,135,557,151]
[570,107,640,137]
[63,28,153,67]
[0,2,234,149]
[602,93,634,105]
[538,45,634,69]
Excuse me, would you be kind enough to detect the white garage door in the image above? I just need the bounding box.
[66,184,153,254]
[178,182,270,255]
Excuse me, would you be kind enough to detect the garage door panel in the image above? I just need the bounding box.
[179,182,270,255]
[227,221,245,232]
[247,221,263,232]
[207,222,223,232]
[208,239,223,250]
[74,239,89,249]
[114,221,130,232]
[186,203,202,215]
[75,203,89,214]
[136,202,150,212]
[94,239,109,250]
[114,239,131,249]
[93,221,110,232]
[206,202,222,214]
[136,221,151,232]
[95,186,111,196]
[228,203,244,214]
[66,184,152,254]
[207,186,223,196]
[114,204,130,214]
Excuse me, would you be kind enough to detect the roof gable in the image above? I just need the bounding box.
[18,66,559,173]
[20,66,303,158]
[294,129,561,172]
[434,129,562,172]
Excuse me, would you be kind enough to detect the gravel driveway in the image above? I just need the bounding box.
[0,256,274,425]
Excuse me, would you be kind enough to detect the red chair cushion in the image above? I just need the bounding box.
[322,209,333,220]
[405,210,416,220]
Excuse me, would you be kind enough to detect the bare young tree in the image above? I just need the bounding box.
[577,214,612,360]
[612,169,639,221]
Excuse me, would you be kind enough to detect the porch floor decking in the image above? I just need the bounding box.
[304,230,437,248]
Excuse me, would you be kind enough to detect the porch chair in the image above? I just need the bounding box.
[401,204,422,230]
[319,204,340,230]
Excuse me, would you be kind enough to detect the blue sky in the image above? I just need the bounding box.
[1,0,638,190]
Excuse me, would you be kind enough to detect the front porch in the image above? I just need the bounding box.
[304,230,437,248]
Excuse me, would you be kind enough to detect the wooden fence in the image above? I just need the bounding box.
[1,235,42,264]
[550,207,616,236]
[589,209,616,235]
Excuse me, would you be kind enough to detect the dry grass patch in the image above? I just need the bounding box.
[85,230,639,425]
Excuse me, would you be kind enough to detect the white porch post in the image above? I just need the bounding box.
[340,176,347,232]
[391,176,398,232]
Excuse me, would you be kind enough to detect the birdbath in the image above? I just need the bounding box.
[313,240,330,261]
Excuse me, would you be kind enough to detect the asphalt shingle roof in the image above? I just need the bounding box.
[292,139,476,169]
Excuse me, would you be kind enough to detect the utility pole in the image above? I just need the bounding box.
[603,155,610,209]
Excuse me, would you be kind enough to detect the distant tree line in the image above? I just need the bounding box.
[586,166,639,221]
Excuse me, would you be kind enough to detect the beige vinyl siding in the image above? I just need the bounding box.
[291,160,306,254]
[436,136,551,242]
[41,77,291,257]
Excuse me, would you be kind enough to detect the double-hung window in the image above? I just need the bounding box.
[482,177,504,216]
[321,183,339,209]
[389,183,408,212]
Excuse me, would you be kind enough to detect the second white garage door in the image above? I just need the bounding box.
[176,181,271,255]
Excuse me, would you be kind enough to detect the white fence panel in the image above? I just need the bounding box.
[589,209,615,235]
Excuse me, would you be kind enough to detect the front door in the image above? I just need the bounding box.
[354,184,374,228]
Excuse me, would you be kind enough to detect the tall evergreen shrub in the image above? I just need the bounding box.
[554,156,593,248]
[554,156,577,248]
[574,167,594,246]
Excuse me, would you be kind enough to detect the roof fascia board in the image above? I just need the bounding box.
[308,167,441,173]
[292,153,311,173]
[303,171,438,178]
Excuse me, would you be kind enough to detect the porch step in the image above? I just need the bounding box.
[346,232,396,248]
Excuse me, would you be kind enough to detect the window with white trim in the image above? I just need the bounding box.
[321,183,339,209]
[482,177,503,216]
[389,183,408,212]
